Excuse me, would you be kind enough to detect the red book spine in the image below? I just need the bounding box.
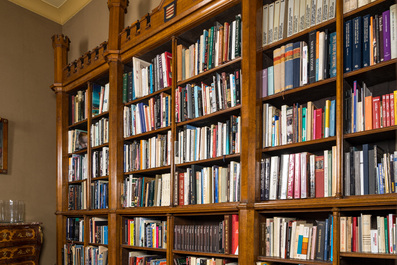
[231,214,239,255]
[352,217,357,252]
[315,108,323,139]
[382,94,387,127]
[373,96,381,129]
[315,155,324,198]
[287,153,295,199]
[386,93,391,127]
[71,95,75,123]
[294,153,301,199]
[390,93,395,126]
[213,125,217,158]
[165,51,173,86]
[175,87,180,122]
[179,172,184,205]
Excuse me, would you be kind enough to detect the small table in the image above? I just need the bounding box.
[0,223,43,264]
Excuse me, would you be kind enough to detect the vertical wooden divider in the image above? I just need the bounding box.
[52,34,70,265]
[167,214,174,264]
[87,82,93,211]
[170,36,177,210]
[332,208,341,265]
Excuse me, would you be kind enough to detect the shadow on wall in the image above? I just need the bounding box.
[79,38,89,59]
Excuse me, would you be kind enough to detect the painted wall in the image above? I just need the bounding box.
[63,0,161,62]
[0,1,62,264]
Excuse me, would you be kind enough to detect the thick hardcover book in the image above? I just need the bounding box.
[315,155,325,198]
[231,215,239,255]
[292,42,301,89]
[362,144,371,195]
[378,15,384,62]
[352,17,362,70]
[224,215,231,254]
[323,29,329,79]
[268,66,275,95]
[285,43,294,90]
[362,15,370,67]
[263,4,269,46]
[383,10,391,61]
[315,220,326,260]
[329,32,337,77]
[344,20,353,72]
[309,31,317,83]
[273,48,282,93]
[391,4,397,59]
[235,15,242,57]
[262,68,268,97]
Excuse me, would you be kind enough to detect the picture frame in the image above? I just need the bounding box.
[0,118,8,174]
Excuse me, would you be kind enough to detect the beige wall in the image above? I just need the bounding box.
[0,1,61,265]
[63,0,161,62]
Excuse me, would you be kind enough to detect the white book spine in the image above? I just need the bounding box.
[268,3,275,44]
[299,0,306,31]
[287,0,294,37]
[293,0,300,34]
[318,31,325,81]
[328,0,336,18]
[263,5,269,46]
[322,0,329,22]
[269,156,280,200]
[316,0,323,25]
[391,4,397,59]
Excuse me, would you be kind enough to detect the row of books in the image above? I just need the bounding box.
[123,218,167,248]
[89,217,108,244]
[260,216,334,261]
[63,243,84,265]
[260,147,337,201]
[92,147,109,178]
[176,15,241,82]
[344,0,376,13]
[91,118,108,147]
[123,93,171,137]
[121,174,171,208]
[174,257,237,265]
[66,217,84,242]
[122,53,172,103]
[344,5,397,73]
[174,215,239,255]
[68,154,87,182]
[344,146,396,196]
[175,116,241,164]
[90,180,108,209]
[175,70,241,123]
[340,213,396,254]
[262,0,336,46]
[85,246,108,265]
[70,90,87,124]
[176,162,241,206]
[68,183,86,210]
[127,252,166,265]
[68,129,88,153]
[345,81,396,134]
[92,83,109,116]
[263,99,336,147]
[123,131,171,172]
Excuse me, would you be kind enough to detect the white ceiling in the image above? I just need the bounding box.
[8,0,92,25]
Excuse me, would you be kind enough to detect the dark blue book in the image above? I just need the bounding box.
[92,83,102,116]
[362,144,372,195]
[309,31,317,84]
[315,220,326,260]
[362,15,370,67]
[330,99,336,136]
[323,29,329,79]
[352,17,362,70]
[149,64,153,94]
[344,20,353,73]
[292,42,301,88]
[324,217,329,261]
[285,43,294,90]
[329,32,337,78]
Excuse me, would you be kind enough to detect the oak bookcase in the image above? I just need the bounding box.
[51,0,397,264]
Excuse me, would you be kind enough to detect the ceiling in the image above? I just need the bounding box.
[8,0,92,25]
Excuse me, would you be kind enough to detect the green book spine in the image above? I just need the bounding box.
[302,107,307,141]
[122,73,128,103]
[384,217,389,253]
[208,26,214,70]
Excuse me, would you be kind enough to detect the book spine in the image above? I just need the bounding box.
[362,15,370,67]
[352,17,362,70]
[309,31,317,83]
[383,10,391,61]
[344,20,353,72]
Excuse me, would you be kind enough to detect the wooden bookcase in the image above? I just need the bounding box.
[51,0,397,264]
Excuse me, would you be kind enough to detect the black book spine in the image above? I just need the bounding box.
[378,15,384,62]
[260,159,265,201]
[235,70,241,105]
[309,30,316,84]
[323,29,329,79]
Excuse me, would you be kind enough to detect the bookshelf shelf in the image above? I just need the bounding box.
[124,165,171,175]
[121,245,167,252]
[343,0,390,18]
[172,202,239,213]
[117,206,172,215]
[68,148,87,156]
[176,57,242,87]
[257,256,332,265]
[91,143,109,150]
[261,18,336,52]
[124,126,171,141]
[343,125,397,144]
[92,111,109,121]
[172,250,238,259]
[68,179,87,185]
[261,137,336,153]
[68,119,88,129]
[66,240,84,245]
[175,153,240,167]
[124,86,172,106]
[88,243,108,247]
[339,252,397,259]
[262,78,337,106]
[91,176,109,181]
[176,105,241,127]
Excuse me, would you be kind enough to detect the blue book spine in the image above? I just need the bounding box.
[141,177,145,207]
[324,218,329,261]
[131,68,136,100]
[165,96,169,126]
[302,107,307,141]
[268,66,275,95]
[329,32,337,78]
[379,163,385,194]
[352,17,362,70]
[104,226,108,244]
[149,64,153,94]
[292,42,301,89]
[330,216,333,261]
[194,86,199,118]
[214,167,219,203]
[140,103,146,133]
[362,15,370,67]
[330,100,336,136]
[344,20,353,73]
[131,105,136,135]
[285,43,294,90]
[297,234,303,254]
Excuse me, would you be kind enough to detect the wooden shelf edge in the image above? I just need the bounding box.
[124,86,172,106]
[68,119,88,129]
[343,0,389,18]
[117,206,172,215]
[177,105,241,127]
[344,125,397,139]
[124,165,171,175]
[91,143,109,150]
[343,58,397,79]
[92,111,109,120]
[172,250,238,258]
[262,78,336,102]
[257,256,331,264]
[121,245,167,252]
[172,202,240,214]
[124,126,171,141]
[340,252,397,259]
[176,153,240,167]
[261,137,337,152]
[68,179,87,184]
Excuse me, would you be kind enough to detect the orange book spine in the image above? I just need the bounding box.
[365,96,373,130]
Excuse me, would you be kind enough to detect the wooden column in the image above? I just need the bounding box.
[51,34,70,265]
[332,208,341,265]
[107,2,127,264]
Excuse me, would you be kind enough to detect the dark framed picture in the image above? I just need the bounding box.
[0,118,8,174]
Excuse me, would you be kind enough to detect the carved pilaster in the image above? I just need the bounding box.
[107,0,129,51]
[51,34,70,84]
